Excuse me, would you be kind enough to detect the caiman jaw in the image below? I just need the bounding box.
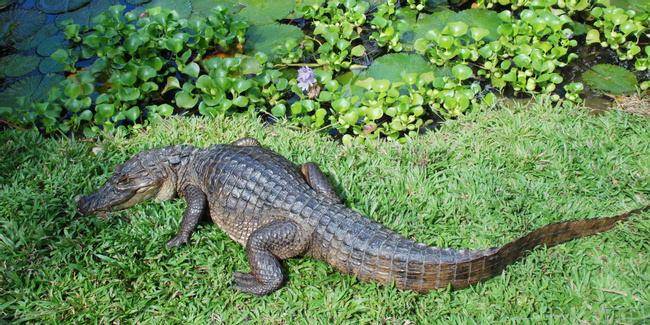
[77,155,166,216]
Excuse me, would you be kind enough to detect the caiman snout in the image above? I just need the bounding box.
[77,195,94,216]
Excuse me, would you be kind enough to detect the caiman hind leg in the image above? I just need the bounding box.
[301,162,342,204]
[232,220,308,295]
[166,185,207,248]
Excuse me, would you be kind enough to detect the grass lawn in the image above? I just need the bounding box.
[1,98,649,324]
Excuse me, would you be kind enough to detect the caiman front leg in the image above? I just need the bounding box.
[232,220,307,295]
[166,185,207,248]
[301,162,342,204]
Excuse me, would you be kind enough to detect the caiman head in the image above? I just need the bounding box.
[77,147,180,217]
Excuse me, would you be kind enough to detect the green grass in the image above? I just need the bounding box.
[1,98,649,324]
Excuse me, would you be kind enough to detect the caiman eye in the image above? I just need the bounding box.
[116,177,129,185]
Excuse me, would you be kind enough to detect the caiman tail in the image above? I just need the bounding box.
[312,204,649,294]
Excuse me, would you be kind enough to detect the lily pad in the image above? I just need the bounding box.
[36,0,91,14]
[131,0,192,19]
[0,54,42,78]
[0,0,15,10]
[583,64,638,95]
[244,23,304,55]
[125,0,151,4]
[0,75,66,109]
[55,0,119,28]
[445,9,501,41]
[234,0,294,25]
[13,24,60,51]
[364,53,444,83]
[399,8,454,45]
[0,9,47,47]
[39,57,65,74]
[37,33,68,57]
[190,0,237,19]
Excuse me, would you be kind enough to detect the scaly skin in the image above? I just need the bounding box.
[77,138,649,295]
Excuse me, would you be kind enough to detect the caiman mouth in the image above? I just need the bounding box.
[77,191,136,216]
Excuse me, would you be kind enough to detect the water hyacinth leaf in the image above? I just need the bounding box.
[0,9,47,47]
[137,66,157,81]
[452,64,473,80]
[235,0,294,25]
[271,103,286,116]
[582,64,638,95]
[119,72,137,87]
[96,103,115,119]
[36,0,91,14]
[232,96,248,107]
[56,0,119,28]
[118,87,141,101]
[152,103,174,116]
[470,27,490,42]
[124,107,140,121]
[182,63,201,78]
[175,91,199,108]
[446,21,468,37]
[233,79,253,93]
[0,54,41,78]
[244,23,304,55]
[351,45,365,57]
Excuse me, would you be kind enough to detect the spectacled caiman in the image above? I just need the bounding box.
[77,138,649,296]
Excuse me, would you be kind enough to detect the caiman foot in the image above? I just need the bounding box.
[231,271,283,296]
[166,234,190,249]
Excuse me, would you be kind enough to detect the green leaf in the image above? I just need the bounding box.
[582,64,638,95]
[233,79,253,93]
[137,66,157,81]
[118,87,141,101]
[51,49,69,64]
[64,82,82,99]
[351,45,365,57]
[446,21,468,37]
[232,96,248,107]
[452,64,473,80]
[586,29,600,44]
[175,91,199,108]
[182,62,201,78]
[165,38,184,54]
[162,77,181,94]
[96,103,115,118]
[124,36,145,54]
[124,107,140,121]
[271,103,286,116]
[153,103,174,116]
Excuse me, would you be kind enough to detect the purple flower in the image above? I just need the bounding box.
[297,66,316,92]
